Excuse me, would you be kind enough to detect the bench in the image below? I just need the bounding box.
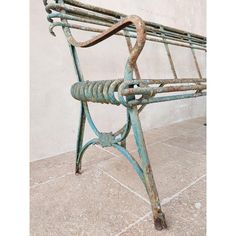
[43,0,206,230]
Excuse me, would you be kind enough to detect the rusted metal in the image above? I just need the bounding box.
[49,21,206,50]
[128,92,207,106]
[43,0,207,231]
[124,30,142,80]
[128,107,167,229]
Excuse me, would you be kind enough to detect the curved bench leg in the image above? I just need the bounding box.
[129,107,167,230]
[75,103,86,174]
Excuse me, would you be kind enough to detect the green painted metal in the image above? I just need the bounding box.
[70,79,206,106]
[112,143,145,183]
[43,0,207,231]
[128,107,167,229]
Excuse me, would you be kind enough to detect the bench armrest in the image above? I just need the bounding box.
[77,15,146,68]
[45,1,146,69]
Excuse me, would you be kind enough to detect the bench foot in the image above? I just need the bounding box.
[154,212,167,230]
[75,164,82,175]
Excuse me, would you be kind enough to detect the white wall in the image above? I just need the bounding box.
[30,0,206,161]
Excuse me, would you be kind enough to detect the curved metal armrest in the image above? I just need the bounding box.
[64,15,146,68]
[44,0,146,69]
[67,16,144,46]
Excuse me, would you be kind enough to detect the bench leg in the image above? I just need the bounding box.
[129,107,167,230]
[75,103,86,174]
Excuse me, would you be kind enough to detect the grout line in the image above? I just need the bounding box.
[101,169,150,205]
[30,151,114,189]
[95,144,137,160]
[161,174,206,205]
[161,141,205,156]
[115,211,152,236]
[95,144,119,158]
[30,150,76,164]
[114,174,206,235]
[30,172,74,189]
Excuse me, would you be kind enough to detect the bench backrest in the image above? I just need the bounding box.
[44,0,206,81]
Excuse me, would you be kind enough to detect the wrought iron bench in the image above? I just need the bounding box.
[43,0,206,230]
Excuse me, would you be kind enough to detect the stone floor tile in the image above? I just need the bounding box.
[188,126,206,138]
[120,178,206,236]
[147,120,204,143]
[126,131,163,151]
[163,131,206,155]
[171,119,205,130]
[99,142,205,201]
[30,146,112,187]
[30,168,150,236]
[30,116,206,235]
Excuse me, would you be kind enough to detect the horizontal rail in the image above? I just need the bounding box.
[119,78,206,86]
[71,78,207,107]
[63,0,206,41]
[128,92,206,106]
[47,12,206,47]
[121,84,206,96]
[44,0,206,49]
[49,21,206,51]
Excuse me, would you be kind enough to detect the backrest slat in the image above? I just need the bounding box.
[160,26,178,79]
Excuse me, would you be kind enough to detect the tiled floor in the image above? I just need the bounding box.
[30,117,206,236]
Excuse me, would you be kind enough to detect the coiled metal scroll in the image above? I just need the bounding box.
[71,79,123,105]
[71,79,206,107]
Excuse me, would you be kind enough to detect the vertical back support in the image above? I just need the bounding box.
[160,26,178,79]
[188,33,203,80]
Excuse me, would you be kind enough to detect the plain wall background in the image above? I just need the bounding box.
[30,0,206,161]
